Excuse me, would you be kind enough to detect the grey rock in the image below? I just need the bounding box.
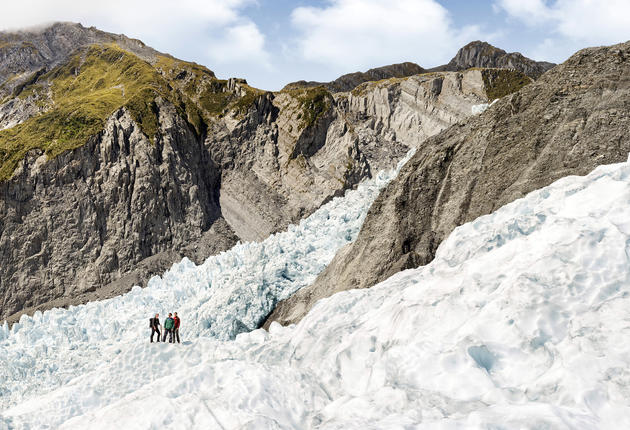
[213,69,496,242]
[264,40,630,328]
[283,40,555,95]
[0,90,48,130]
[1,102,237,322]
[1,67,494,322]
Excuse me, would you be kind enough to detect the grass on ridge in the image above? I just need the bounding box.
[0,43,267,181]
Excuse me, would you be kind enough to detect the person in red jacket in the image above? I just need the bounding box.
[173,312,181,344]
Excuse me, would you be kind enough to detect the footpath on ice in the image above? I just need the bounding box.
[3,155,630,429]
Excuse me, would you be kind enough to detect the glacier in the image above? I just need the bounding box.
[2,155,630,428]
[0,153,412,421]
[471,99,498,115]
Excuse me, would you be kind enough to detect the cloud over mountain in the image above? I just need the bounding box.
[0,0,271,77]
[495,0,630,61]
[291,0,483,69]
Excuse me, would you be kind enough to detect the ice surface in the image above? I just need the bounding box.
[0,153,412,416]
[471,99,498,114]
[3,155,630,429]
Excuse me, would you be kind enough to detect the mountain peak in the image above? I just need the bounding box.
[0,22,163,97]
[460,40,506,54]
[442,40,555,79]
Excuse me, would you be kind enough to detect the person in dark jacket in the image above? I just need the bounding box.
[173,312,181,344]
[163,313,175,343]
[150,313,161,343]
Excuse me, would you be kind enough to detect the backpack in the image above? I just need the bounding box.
[149,318,153,328]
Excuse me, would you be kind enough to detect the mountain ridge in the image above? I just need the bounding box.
[283,40,555,93]
[0,22,167,99]
[282,61,426,92]
[1,23,532,323]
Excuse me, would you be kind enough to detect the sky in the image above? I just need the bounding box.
[0,0,629,90]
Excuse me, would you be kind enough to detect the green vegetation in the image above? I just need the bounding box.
[233,86,265,116]
[481,69,532,101]
[351,78,398,97]
[194,79,230,115]
[348,67,530,102]
[342,158,354,185]
[349,68,532,102]
[0,44,172,180]
[158,56,264,119]
[13,69,46,98]
[0,43,267,181]
[21,41,37,50]
[194,81,263,118]
[0,73,19,99]
[283,86,333,129]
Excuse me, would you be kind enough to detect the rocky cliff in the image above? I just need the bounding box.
[217,68,530,242]
[265,41,630,328]
[1,24,531,322]
[1,106,238,321]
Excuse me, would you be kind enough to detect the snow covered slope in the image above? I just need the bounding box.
[3,155,630,428]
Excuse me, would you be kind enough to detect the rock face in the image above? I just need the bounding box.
[211,69,517,242]
[264,41,630,328]
[1,23,531,323]
[1,104,238,322]
[432,40,556,79]
[0,95,46,130]
[283,62,425,93]
[0,22,160,98]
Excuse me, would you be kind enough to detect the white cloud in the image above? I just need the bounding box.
[0,0,271,77]
[206,22,271,68]
[0,0,248,33]
[290,0,484,70]
[494,0,552,26]
[496,0,630,44]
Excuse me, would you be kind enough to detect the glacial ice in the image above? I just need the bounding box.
[471,98,498,114]
[0,153,412,416]
[2,154,630,428]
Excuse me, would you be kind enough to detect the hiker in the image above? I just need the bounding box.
[173,312,181,344]
[163,313,175,343]
[150,313,161,343]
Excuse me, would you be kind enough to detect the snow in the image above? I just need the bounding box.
[471,98,498,114]
[3,155,630,429]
